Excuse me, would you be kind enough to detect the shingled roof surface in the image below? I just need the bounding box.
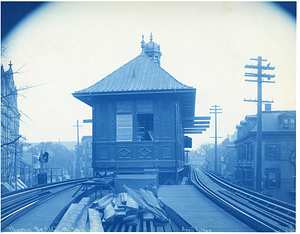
[75,53,193,94]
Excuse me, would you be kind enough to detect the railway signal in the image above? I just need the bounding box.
[244,56,275,192]
[39,151,49,163]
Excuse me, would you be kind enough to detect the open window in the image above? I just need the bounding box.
[137,114,153,141]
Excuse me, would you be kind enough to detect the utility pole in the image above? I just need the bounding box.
[244,56,275,192]
[210,105,222,174]
[73,120,83,179]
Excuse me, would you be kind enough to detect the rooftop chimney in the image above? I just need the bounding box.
[265,103,272,111]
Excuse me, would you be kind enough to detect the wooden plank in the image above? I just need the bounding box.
[143,212,154,221]
[145,190,166,214]
[93,193,113,205]
[124,185,168,222]
[121,192,128,204]
[164,223,173,232]
[143,220,148,232]
[111,197,117,207]
[170,219,180,232]
[136,217,141,232]
[156,225,164,232]
[149,221,155,232]
[115,211,127,218]
[73,209,88,232]
[123,214,137,222]
[103,203,116,221]
[127,218,139,226]
[116,193,127,208]
[88,208,104,232]
[120,223,126,232]
[114,206,126,212]
[96,197,114,210]
[126,194,139,210]
[106,223,115,232]
[128,225,133,232]
[79,197,90,205]
[54,203,86,232]
[113,223,120,232]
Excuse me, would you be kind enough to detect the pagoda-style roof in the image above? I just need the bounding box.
[74,52,193,94]
[73,52,196,118]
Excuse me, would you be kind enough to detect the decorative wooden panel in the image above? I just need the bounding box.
[98,147,109,160]
[138,147,152,159]
[162,146,172,159]
[117,147,132,159]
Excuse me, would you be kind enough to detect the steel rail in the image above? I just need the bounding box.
[203,170,295,215]
[1,179,89,230]
[190,167,293,232]
[190,168,278,232]
[1,178,89,200]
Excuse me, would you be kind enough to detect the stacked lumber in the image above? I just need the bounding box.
[55,185,170,232]
[123,185,169,223]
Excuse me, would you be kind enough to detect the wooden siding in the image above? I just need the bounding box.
[92,95,186,172]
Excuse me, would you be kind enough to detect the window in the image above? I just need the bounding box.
[116,115,132,141]
[290,118,295,130]
[137,114,153,141]
[265,169,281,188]
[283,118,289,129]
[265,144,280,160]
[279,114,296,130]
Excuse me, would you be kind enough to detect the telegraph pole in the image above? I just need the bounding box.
[73,120,83,179]
[244,56,275,192]
[210,105,222,174]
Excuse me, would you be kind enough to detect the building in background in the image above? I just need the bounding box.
[1,63,22,192]
[234,104,296,204]
[79,136,93,178]
[220,131,237,182]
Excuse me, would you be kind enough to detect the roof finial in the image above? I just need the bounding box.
[150,32,153,41]
[8,61,13,70]
[141,35,145,49]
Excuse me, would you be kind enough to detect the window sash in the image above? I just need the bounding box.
[116,115,132,141]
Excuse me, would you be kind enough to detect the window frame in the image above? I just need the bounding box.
[265,143,280,160]
[265,169,281,189]
[137,113,154,141]
[116,114,133,142]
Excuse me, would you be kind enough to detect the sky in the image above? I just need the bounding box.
[2,1,296,150]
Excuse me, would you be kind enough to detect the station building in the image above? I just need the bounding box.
[73,35,209,184]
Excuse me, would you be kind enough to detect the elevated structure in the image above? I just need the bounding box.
[73,34,209,184]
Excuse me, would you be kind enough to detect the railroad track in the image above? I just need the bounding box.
[190,167,295,232]
[1,178,88,230]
